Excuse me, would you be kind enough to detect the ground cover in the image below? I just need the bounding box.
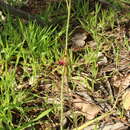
[0,0,130,129]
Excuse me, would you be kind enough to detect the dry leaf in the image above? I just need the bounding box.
[113,73,130,89]
[122,88,130,110]
[97,52,108,66]
[72,94,101,120]
[71,33,87,48]
[121,74,130,89]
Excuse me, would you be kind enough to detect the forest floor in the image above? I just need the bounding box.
[0,0,130,129]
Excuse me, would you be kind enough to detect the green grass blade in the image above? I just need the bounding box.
[33,108,53,122]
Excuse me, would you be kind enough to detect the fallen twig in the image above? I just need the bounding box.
[0,0,45,26]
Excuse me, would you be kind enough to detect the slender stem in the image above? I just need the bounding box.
[60,0,71,130]
[60,67,65,130]
[65,0,71,52]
